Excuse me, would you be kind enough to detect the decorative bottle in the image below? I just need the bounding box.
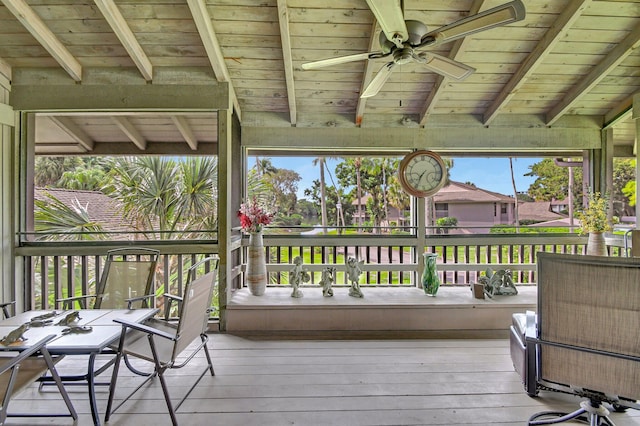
[421,252,440,296]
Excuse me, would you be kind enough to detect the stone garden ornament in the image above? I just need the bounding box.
[346,257,364,298]
[319,267,336,297]
[289,256,310,298]
[478,267,518,298]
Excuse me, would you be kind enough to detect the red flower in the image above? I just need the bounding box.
[238,198,273,233]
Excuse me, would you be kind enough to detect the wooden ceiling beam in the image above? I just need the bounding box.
[546,22,640,126]
[419,0,485,126]
[172,116,198,150]
[242,124,600,152]
[276,0,297,125]
[186,0,241,120]
[2,0,82,81]
[484,0,591,126]
[50,116,94,151]
[111,116,146,150]
[93,0,153,81]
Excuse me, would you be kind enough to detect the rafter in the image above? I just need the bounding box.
[603,95,634,130]
[112,116,146,150]
[546,23,640,126]
[93,0,153,81]
[276,0,297,125]
[186,0,241,120]
[172,116,198,150]
[0,57,10,80]
[2,0,82,81]
[0,57,10,92]
[484,0,590,125]
[355,21,379,127]
[50,116,95,151]
[419,0,485,126]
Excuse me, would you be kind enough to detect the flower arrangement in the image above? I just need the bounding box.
[575,191,616,234]
[238,197,273,233]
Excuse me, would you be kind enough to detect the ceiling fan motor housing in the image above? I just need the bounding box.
[379,19,428,53]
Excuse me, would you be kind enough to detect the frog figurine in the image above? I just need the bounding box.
[1,323,29,346]
[57,311,81,326]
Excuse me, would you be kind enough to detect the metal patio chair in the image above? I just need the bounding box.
[59,247,159,310]
[0,334,77,424]
[105,256,218,426]
[512,253,640,425]
[47,247,160,390]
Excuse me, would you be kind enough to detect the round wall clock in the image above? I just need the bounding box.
[398,150,446,198]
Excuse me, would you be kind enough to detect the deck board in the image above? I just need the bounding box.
[7,334,640,425]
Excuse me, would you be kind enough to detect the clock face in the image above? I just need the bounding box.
[398,150,446,197]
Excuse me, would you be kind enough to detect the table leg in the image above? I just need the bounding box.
[87,353,101,426]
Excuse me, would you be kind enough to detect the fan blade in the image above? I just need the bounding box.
[365,0,408,46]
[301,52,379,70]
[361,62,396,98]
[419,0,525,47]
[420,53,475,81]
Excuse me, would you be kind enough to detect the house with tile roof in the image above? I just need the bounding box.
[34,187,136,240]
[518,201,567,225]
[432,181,516,233]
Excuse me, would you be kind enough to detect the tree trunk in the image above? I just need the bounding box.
[509,158,519,232]
[319,158,328,234]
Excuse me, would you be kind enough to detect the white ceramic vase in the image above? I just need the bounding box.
[586,232,608,256]
[246,231,267,295]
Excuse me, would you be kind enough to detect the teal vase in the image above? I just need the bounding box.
[422,253,440,296]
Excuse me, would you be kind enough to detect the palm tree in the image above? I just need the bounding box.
[34,157,81,187]
[354,157,363,229]
[509,157,520,232]
[313,157,328,233]
[105,156,219,240]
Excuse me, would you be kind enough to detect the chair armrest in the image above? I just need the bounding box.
[125,293,156,309]
[0,301,15,319]
[163,293,183,321]
[57,295,95,310]
[524,310,537,339]
[113,318,176,341]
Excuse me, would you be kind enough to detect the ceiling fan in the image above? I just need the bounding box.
[301,0,526,98]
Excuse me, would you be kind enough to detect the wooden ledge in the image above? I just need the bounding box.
[225,286,537,335]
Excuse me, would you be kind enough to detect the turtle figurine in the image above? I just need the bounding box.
[1,323,29,346]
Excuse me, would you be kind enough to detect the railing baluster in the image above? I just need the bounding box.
[40,256,48,310]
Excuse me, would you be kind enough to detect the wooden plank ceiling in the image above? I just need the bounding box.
[0,0,638,155]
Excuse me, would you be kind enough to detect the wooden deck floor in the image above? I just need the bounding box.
[8,334,640,426]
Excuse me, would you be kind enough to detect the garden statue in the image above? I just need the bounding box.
[346,256,364,298]
[478,267,518,298]
[289,256,310,298]
[319,267,336,297]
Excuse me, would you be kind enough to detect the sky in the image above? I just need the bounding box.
[256,156,542,199]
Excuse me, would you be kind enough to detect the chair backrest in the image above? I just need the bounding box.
[536,252,640,401]
[95,248,159,309]
[0,335,55,412]
[172,257,218,359]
